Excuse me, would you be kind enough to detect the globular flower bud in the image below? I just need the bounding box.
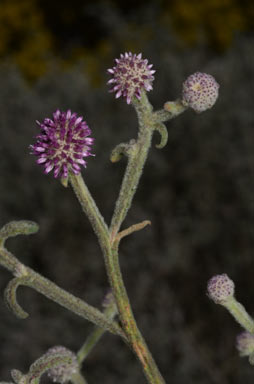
[107,52,155,104]
[236,331,254,357]
[207,274,234,305]
[46,346,79,383]
[182,72,219,113]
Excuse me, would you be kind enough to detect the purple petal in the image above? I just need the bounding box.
[45,163,54,174]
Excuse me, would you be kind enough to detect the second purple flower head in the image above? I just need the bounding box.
[107,52,155,104]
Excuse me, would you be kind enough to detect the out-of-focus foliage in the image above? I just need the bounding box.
[0,0,52,81]
[0,0,254,81]
[164,0,247,49]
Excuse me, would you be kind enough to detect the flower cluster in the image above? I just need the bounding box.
[46,346,79,383]
[236,332,254,357]
[107,52,155,104]
[207,273,235,304]
[31,110,94,179]
[182,72,219,113]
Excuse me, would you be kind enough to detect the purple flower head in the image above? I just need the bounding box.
[107,52,155,104]
[45,346,79,383]
[31,110,94,179]
[236,332,254,357]
[182,72,219,113]
[207,273,235,305]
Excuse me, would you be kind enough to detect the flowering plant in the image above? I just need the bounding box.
[0,53,219,384]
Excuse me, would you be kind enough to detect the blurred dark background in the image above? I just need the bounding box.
[0,0,254,383]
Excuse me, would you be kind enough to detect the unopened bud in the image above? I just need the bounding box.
[46,346,79,383]
[182,72,219,113]
[236,332,254,357]
[207,274,234,305]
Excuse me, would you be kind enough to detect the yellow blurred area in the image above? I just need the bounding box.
[0,0,252,81]
[63,40,114,87]
[0,0,52,80]
[14,31,52,81]
[165,0,245,49]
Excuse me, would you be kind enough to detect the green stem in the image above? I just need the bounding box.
[0,247,22,274]
[77,326,107,364]
[26,266,124,337]
[155,100,187,123]
[107,94,165,383]
[71,372,88,384]
[70,93,169,383]
[70,171,165,383]
[109,93,154,239]
[110,132,152,238]
[69,173,110,256]
[109,243,166,384]
[224,297,254,333]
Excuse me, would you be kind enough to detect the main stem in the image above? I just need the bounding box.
[70,93,166,383]
[109,93,154,239]
[70,173,165,383]
[109,130,153,239]
[108,94,165,383]
[109,244,165,384]
[69,173,110,257]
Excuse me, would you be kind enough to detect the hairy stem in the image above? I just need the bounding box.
[26,266,123,337]
[71,372,88,384]
[69,172,110,256]
[107,94,167,383]
[109,243,166,384]
[70,171,165,383]
[69,93,183,383]
[109,93,154,239]
[224,297,254,333]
